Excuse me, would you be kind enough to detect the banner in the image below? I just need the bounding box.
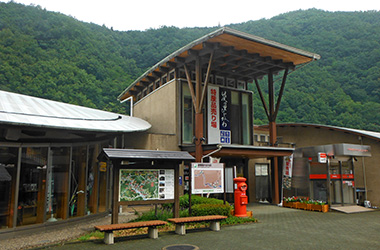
[208,86,231,144]
[282,154,293,189]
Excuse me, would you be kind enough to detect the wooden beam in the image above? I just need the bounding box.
[273,68,289,121]
[184,64,197,112]
[199,51,214,111]
[254,78,270,120]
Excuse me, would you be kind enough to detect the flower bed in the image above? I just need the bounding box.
[283,197,328,212]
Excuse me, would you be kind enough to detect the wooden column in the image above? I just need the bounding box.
[77,161,86,216]
[269,121,279,204]
[111,160,120,224]
[174,164,180,218]
[194,57,203,162]
[36,169,47,223]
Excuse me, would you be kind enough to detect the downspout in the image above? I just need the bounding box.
[201,144,223,162]
[120,96,134,117]
[359,136,368,201]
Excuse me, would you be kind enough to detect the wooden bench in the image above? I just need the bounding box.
[167,215,227,235]
[95,220,167,244]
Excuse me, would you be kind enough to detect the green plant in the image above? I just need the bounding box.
[221,216,256,226]
[77,231,104,241]
[131,208,173,222]
[162,194,228,210]
[191,204,231,217]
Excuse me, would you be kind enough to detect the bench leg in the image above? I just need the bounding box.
[104,231,114,245]
[175,224,186,235]
[210,221,221,231]
[148,227,159,239]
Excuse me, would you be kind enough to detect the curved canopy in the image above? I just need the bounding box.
[0,90,151,133]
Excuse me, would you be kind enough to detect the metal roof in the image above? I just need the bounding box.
[0,90,151,133]
[118,27,320,101]
[276,123,380,142]
[100,148,195,161]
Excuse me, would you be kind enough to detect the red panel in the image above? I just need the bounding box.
[309,174,327,179]
[330,174,355,179]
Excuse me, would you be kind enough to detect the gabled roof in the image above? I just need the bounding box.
[0,90,151,133]
[119,27,320,101]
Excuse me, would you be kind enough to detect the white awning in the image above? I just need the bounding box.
[0,90,151,133]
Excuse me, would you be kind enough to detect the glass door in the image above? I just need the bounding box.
[329,160,355,205]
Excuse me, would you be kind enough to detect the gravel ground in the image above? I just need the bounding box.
[0,211,139,250]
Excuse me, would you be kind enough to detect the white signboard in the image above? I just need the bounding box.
[191,163,224,194]
[318,152,327,163]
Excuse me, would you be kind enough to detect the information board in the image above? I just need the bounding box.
[191,163,224,194]
[119,169,174,201]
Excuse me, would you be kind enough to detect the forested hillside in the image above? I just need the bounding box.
[0,2,379,131]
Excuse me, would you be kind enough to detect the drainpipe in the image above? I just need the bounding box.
[120,96,134,116]
[201,144,223,162]
[359,136,368,201]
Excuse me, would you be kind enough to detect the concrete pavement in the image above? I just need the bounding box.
[47,203,380,250]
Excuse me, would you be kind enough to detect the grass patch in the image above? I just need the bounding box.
[77,230,104,241]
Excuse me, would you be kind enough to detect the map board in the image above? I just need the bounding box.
[119,169,174,201]
[191,163,224,194]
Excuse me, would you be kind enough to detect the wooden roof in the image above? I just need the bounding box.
[118,27,320,101]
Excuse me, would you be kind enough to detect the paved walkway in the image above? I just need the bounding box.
[42,204,380,250]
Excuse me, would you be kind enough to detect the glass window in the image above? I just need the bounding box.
[182,83,194,144]
[231,91,240,144]
[87,145,98,214]
[242,93,251,145]
[98,161,108,213]
[0,147,18,229]
[46,147,70,222]
[70,146,87,217]
[17,147,48,226]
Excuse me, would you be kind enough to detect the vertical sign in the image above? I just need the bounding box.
[282,154,293,189]
[208,86,220,144]
[208,86,231,144]
[219,88,231,144]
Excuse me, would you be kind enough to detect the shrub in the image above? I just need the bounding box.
[131,208,173,222]
[191,204,231,217]
[162,194,227,210]
[220,216,256,226]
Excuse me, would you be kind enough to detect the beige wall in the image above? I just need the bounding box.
[277,126,380,207]
[128,80,180,151]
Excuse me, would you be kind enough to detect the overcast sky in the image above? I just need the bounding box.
[5,0,380,31]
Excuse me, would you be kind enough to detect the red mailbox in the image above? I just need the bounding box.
[233,177,248,217]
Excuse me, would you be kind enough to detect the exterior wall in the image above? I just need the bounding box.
[132,80,179,151]
[277,126,380,207]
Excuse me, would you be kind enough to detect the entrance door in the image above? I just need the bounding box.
[329,160,355,205]
[255,164,270,202]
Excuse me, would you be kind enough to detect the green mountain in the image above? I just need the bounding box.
[1,2,379,131]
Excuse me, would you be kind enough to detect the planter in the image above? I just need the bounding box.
[309,204,329,212]
[291,202,300,209]
[283,201,292,208]
[297,203,308,210]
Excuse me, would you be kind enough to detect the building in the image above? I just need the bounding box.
[118,27,320,204]
[273,123,380,207]
[0,90,150,236]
